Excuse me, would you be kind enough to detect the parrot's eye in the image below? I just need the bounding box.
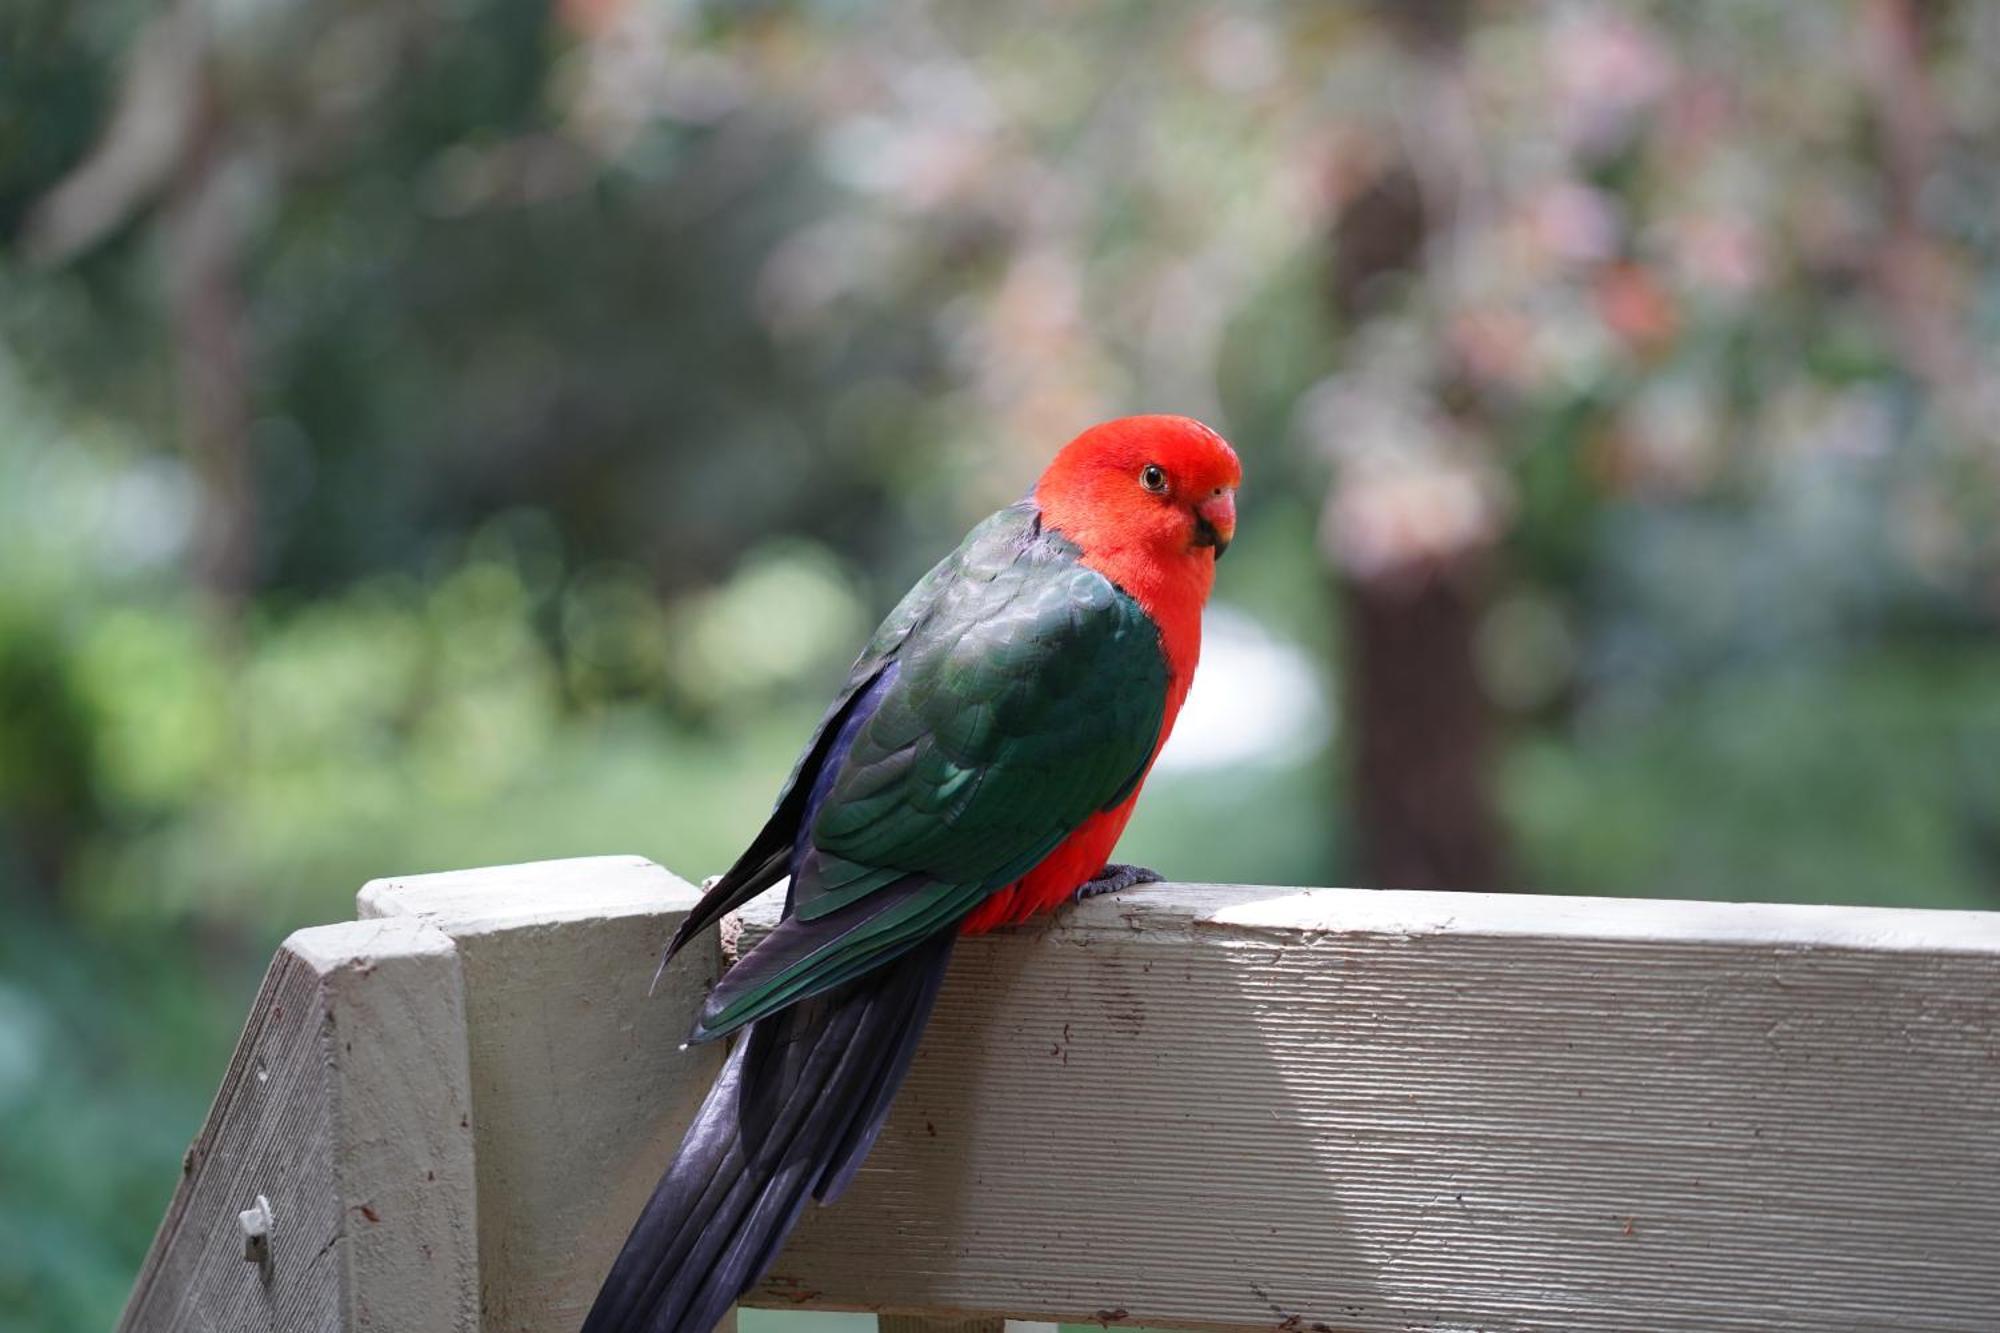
[1140,464,1168,494]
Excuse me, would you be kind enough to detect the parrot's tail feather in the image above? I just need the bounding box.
[580,932,956,1333]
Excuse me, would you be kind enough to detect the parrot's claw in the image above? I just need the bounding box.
[1074,862,1164,901]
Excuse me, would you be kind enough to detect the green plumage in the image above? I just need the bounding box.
[693,502,1169,1038]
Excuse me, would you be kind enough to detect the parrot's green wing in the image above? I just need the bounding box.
[656,512,967,961]
[689,501,1170,1039]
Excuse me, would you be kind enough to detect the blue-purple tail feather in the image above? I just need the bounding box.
[582,661,954,1333]
[579,934,955,1333]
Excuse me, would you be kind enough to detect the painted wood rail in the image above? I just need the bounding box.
[120,855,2000,1332]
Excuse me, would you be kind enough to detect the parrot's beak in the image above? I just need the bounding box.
[1193,488,1236,558]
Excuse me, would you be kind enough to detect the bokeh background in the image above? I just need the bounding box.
[6,0,2000,1325]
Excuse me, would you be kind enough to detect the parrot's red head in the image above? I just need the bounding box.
[1034,414,1240,681]
[1035,414,1241,568]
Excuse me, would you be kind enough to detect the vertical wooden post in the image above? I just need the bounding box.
[122,855,715,1333]
[358,855,717,1331]
[119,916,481,1332]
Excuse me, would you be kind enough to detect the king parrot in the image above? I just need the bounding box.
[582,415,1242,1333]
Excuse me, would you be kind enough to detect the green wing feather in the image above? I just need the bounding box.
[693,502,1170,1039]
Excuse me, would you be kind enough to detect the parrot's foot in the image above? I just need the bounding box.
[1074,862,1164,901]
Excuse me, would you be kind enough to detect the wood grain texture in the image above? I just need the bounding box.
[120,916,477,1333]
[732,882,2000,1332]
[358,855,717,1333]
[298,920,481,1331]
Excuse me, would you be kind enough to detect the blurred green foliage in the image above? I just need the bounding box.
[4,1,2000,1326]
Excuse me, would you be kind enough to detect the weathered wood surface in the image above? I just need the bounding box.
[739,883,2000,1332]
[124,858,2000,1332]
[119,915,479,1332]
[357,856,719,1333]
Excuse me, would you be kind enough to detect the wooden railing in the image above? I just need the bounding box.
[120,856,2000,1332]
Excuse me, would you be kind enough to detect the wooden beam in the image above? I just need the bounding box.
[124,862,2000,1332]
[736,883,2000,1332]
[119,915,479,1332]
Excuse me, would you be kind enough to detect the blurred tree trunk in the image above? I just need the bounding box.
[24,1,257,612]
[166,68,257,613]
[1342,554,1502,892]
[1324,0,1505,893]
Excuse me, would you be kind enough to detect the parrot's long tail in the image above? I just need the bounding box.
[580,932,957,1333]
